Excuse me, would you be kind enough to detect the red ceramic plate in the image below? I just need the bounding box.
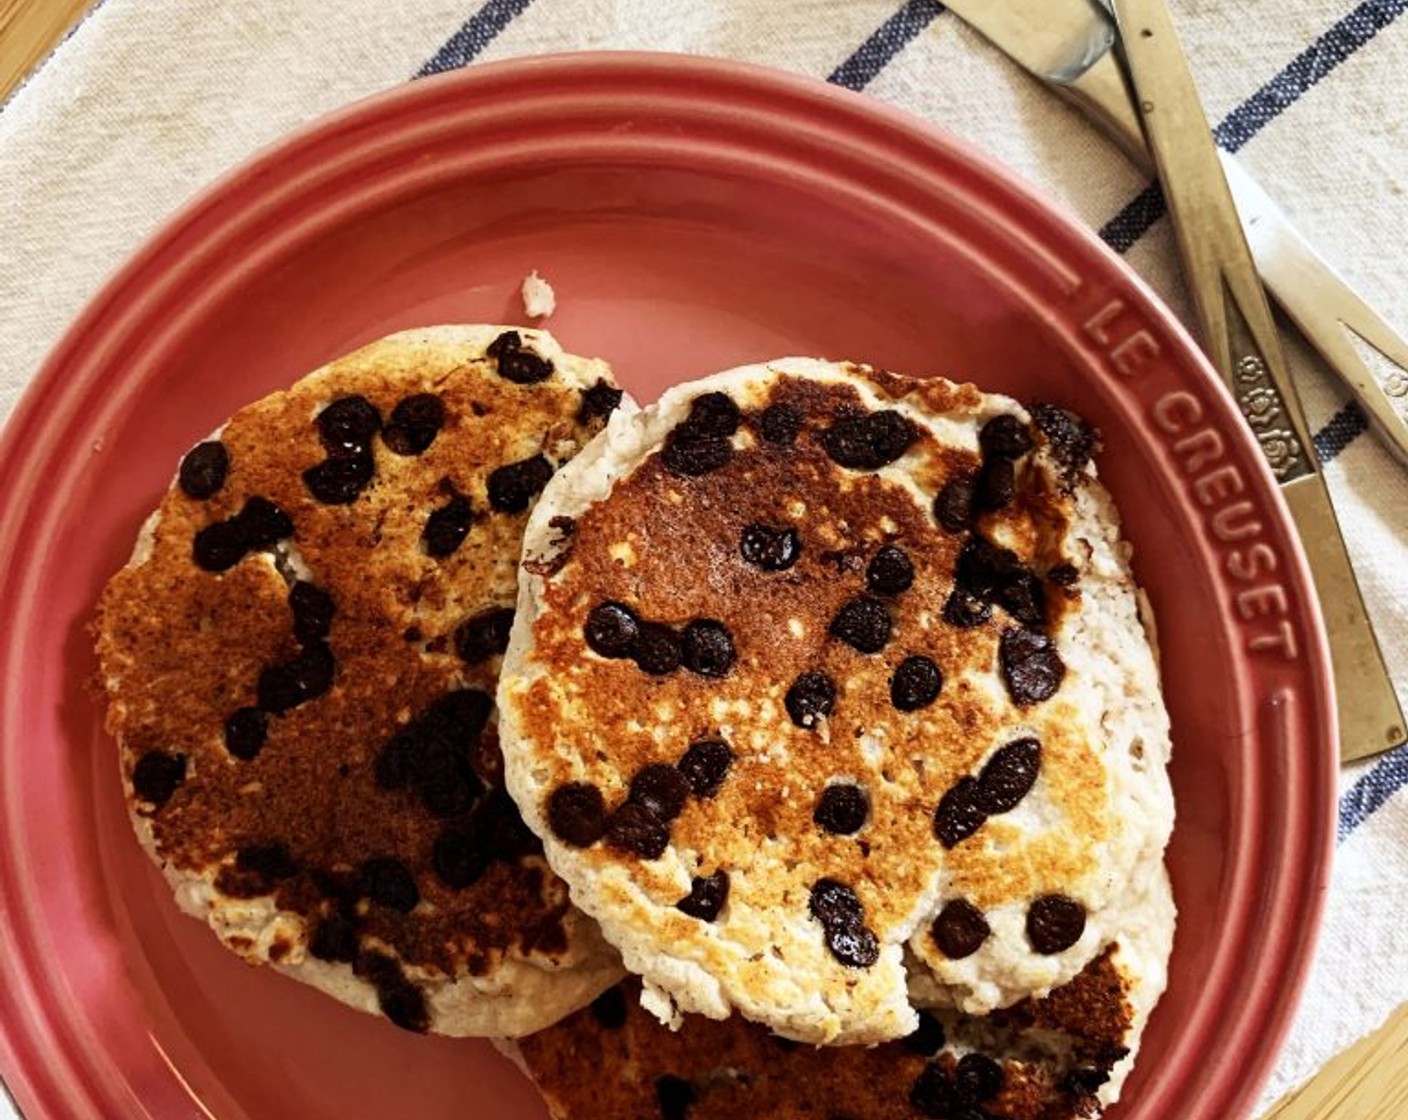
[0,53,1333,1120]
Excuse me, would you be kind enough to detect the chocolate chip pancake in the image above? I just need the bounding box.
[508,868,1172,1120]
[499,359,1175,1045]
[96,326,629,1036]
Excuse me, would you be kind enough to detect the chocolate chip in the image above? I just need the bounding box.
[454,606,515,664]
[979,414,1033,460]
[825,920,880,968]
[942,587,992,630]
[759,402,803,445]
[656,1075,695,1120]
[589,986,628,1030]
[681,619,735,677]
[131,750,186,806]
[866,545,914,595]
[821,409,916,470]
[740,523,801,571]
[903,1011,947,1055]
[680,392,740,439]
[317,396,382,452]
[785,670,836,728]
[606,801,669,859]
[579,380,624,423]
[976,738,1041,814]
[584,601,639,658]
[630,763,691,822]
[932,899,990,959]
[956,1053,1005,1103]
[909,1063,956,1118]
[470,787,540,860]
[933,472,977,533]
[382,393,445,455]
[236,842,298,883]
[953,536,1046,626]
[257,642,334,713]
[1063,1067,1111,1095]
[934,777,986,848]
[178,441,230,499]
[808,878,864,928]
[1048,562,1079,586]
[548,782,608,847]
[378,982,430,1034]
[1027,895,1086,953]
[224,706,269,760]
[891,655,942,711]
[1030,402,1097,480]
[418,762,482,819]
[676,870,729,921]
[364,955,429,1033]
[632,622,682,675]
[424,687,493,740]
[309,912,359,963]
[814,784,868,834]
[677,739,733,798]
[296,641,337,694]
[997,570,1046,629]
[193,519,247,572]
[999,627,1065,707]
[303,451,374,504]
[235,497,293,550]
[360,857,419,912]
[487,331,553,384]
[954,536,1022,602]
[974,458,1015,512]
[409,706,487,805]
[487,454,554,514]
[829,595,891,654]
[423,493,473,557]
[661,433,732,476]
[288,581,335,645]
[432,828,489,889]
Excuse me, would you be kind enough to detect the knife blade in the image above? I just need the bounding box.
[944,0,1408,469]
[1103,0,1404,761]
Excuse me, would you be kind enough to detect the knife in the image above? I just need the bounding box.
[943,0,1408,469]
[1107,0,1404,762]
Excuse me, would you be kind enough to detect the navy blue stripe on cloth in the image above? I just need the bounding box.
[416,0,536,78]
[828,0,946,91]
[1098,0,1408,255]
[1215,0,1408,153]
[1098,184,1168,256]
[1313,400,1371,461]
[1340,744,1408,841]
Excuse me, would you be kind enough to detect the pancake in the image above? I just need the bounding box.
[509,868,1173,1120]
[95,325,630,1036]
[498,358,1175,1045]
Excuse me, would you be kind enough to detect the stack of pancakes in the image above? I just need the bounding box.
[96,333,1174,1118]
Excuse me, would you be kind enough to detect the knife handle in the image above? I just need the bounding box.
[1222,289,1406,758]
[1281,474,1407,760]
[1218,277,1316,483]
[1222,153,1408,468]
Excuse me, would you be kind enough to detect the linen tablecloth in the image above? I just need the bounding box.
[2,1,1406,1116]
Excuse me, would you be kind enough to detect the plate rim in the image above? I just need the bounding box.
[0,50,1336,1120]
